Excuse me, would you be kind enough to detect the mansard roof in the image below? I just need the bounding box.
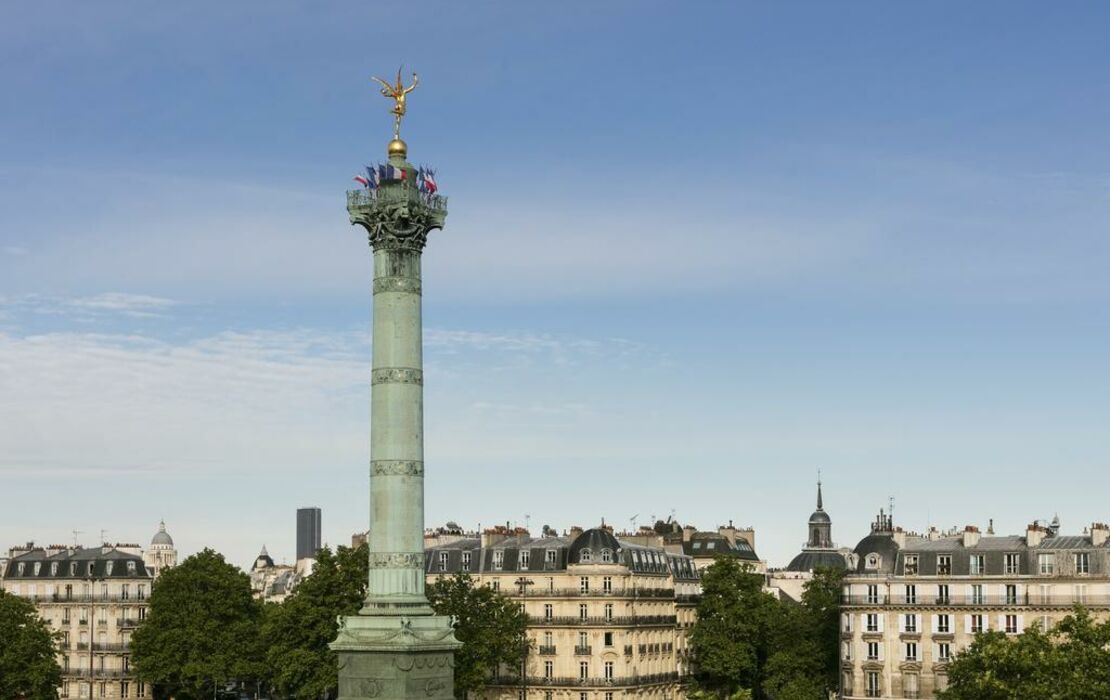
[4,547,152,579]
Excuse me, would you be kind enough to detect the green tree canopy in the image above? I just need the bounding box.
[426,573,529,700]
[690,561,844,700]
[131,549,265,699]
[0,589,62,700]
[263,544,368,699]
[941,607,1110,700]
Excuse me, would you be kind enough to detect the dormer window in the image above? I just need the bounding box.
[520,550,531,569]
[600,549,612,563]
[866,554,881,570]
[439,552,449,571]
[51,563,59,576]
[17,563,25,575]
[493,551,504,570]
[87,563,94,576]
[106,562,114,576]
[70,563,77,576]
[33,563,41,575]
[580,548,592,563]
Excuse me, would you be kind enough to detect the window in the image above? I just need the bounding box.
[936,614,951,634]
[580,548,593,563]
[544,631,553,647]
[544,604,553,620]
[604,631,614,647]
[1005,553,1020,574]
[970,584,983,605]
[867,642,880,660]
[842,641,852,661]
[866,584,880,604]
[580,577,590,593]
[121,683,129,699]
[971,614,984,634]
[1076,552,1090,575]
[579,603,588,620]
[1005,584,1018,605]
[904,584,916,605]
[494,551,505,570]
[1076,584,1088,603]
[936,584,950,604]
[604,661,614,680]
[866,671,881,698]
[866,554,881,569]
[462,551,471,571]
[520,550,531,569]
[904,554,918,575]
[937,555,951,575]
[1039,615,1053,631]
[578,631,588,648]
[842,613,853,633]
[439,552,449,571]
[866,614,879,633]
[544,661,553,679]
[545,549,557,567]
[904,614,917,633]
[491,580,500,592]
[1039,585,1051,604]
[137,585,146,601]
[937,642,951,661]
[605,603,613,621]
[603,576,612,593]
[1005,615,1018,634]
[1038,553,1055,575]
[579,662,589,679]
[905,641,918,661]
[905,673,919,697]
[600,549,613,563]
[970,554,985,575]
[605,693,613,700]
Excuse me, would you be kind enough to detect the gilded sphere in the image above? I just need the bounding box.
[387,138,408,158]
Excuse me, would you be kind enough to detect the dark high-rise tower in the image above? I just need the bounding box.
[296,506,322,561]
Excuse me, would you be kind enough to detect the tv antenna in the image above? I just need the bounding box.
[71,530,83,547]
[630,514,639,531]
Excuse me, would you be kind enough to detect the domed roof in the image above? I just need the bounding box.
[809,510,832,524]
[568,527,621,564]
[151,520,173,546]
[852,533,900,574]
[785,550,848,572]
[252,545,275,571]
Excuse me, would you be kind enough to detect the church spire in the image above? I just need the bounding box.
[817,477,824,510]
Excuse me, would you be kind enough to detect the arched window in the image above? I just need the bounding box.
[580,548,592,563]
[600,549,612,563]
[866,554,882,569]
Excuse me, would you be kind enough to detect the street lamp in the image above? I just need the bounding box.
[514,577,534,700]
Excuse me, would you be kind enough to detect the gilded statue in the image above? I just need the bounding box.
[372,68,419,139]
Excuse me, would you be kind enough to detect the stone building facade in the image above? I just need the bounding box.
[841,512,1110,699]
[1,523,176,700]
[426,525,701,700]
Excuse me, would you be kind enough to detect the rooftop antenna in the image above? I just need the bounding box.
[889,495,895,526]
[524,514,531,532]
[630,514,639,531]
[71,529,83,548]
[100,529,109,545]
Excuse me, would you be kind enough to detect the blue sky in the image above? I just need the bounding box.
[1,2,1109,568]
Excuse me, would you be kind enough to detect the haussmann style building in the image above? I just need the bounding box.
[1,523,178,700]
[840,511,1110,699]
[426,524,701,700]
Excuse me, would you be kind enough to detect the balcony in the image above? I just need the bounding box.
[93,642,130,652]
[487,672,680,689]
[845,592,1110,607]
[537,646,557,656]
[528,615,677,627]
[511,587,676,599]
[574,646,592,655]
[346,186,448,213]
[63,669,134,679]
[117,618,141,628]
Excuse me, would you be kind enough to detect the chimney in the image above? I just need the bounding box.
[682,525,696,543]
[718,522,737,546]
[1026,523,1045,548]
[1091,523,1109,547]
[892,528,906,548]
[568,526,584,544]
[926,526,941,541]
[737,527,757,552]
[962,525,981,548]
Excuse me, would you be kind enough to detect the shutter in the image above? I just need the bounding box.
[964,615,972,633]
[998,614,1006,631]
[878,614,885,632]
[898,615,905,633]
[1017,615,1025,634]
[860,613,868,632]
[877,641,884,661]
[982,615,989,631]
[913,614,920,632]
[932,614,939,633]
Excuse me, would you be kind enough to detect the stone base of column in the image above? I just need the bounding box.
[332,613,461,700]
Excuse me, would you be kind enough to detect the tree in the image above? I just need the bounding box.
[131,549,266,699]
[426,573,529,700]
[0,589,62,700]
[941,607,1110,700]
[799,567,845,693]
[690,557,779,697]
[263,544,367,699]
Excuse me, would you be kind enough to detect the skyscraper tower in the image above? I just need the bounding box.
[296,506,322,561]
[331,71,459,700]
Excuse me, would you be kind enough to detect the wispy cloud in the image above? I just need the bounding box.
[0,292,180,321]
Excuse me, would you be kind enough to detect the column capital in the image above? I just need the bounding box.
[347,176,447,253]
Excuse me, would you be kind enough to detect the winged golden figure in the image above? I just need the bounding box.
[372,68,419,139]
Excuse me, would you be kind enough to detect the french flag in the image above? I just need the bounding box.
[421,168,438,194]
[352,174,370,188]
